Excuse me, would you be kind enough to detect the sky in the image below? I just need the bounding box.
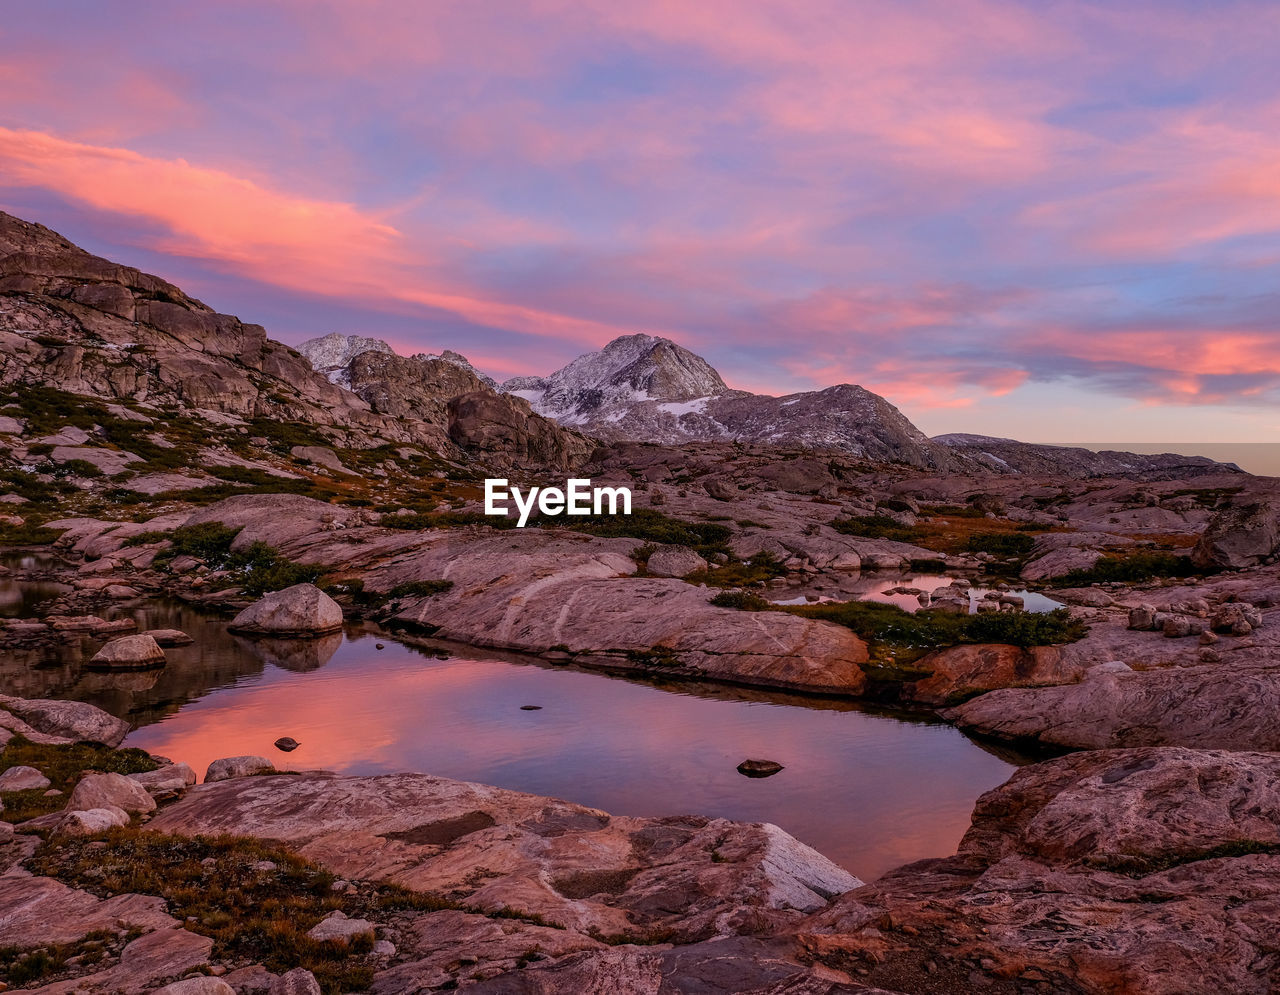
[2,0,1279,442]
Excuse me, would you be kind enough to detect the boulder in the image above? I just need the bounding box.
[1192,499,1279,570]
[737,759,784,778]
[1128,604,1158,630]
[129,762,197,798]
[905,643,1081,706]
[61,805,131,835]
[140,628,195,647]
[229,583,343,637]
[1020,546,1102,581]
[0,765,51,791]
[306,910,377,945]
[67,771,158,814]
[205,755,277,783]
[89,633,166,669]
[274,737,301,752]
[646,546,708,577]
[270,969,322,995]
[0,694,131,746]
[290,445,348,474]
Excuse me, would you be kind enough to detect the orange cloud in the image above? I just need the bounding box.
[0,126,640,345]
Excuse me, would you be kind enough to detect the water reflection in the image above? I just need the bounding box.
[772,573,1063,614]
[4,597,1027,881]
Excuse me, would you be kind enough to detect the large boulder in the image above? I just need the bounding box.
[646,546,708,578]
[0,765,51,791]
[0,694,131,747]
[904,643,1083,706]
[1192,499,1280,570]
[205,756,277,783]
[229,583,343,637]
[89,633,166,669]
[67,771,158,815]
[60,805,131,835]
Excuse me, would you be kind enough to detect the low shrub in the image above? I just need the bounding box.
[1059,551,1201,586]
[965,531,1035,558]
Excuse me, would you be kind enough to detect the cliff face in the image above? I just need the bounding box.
[0,211,589,471]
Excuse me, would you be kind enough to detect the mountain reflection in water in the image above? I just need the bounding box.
[7,598,1025,881]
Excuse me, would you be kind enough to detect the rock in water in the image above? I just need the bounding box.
[737,759,784,778]
[205,756,277,783]
[274,736,301,752]
[139,628,194,646]
[89,634,166,669]
[229,583,343,637]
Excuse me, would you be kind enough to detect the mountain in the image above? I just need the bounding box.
[295,332,394,382]
[0,211,588,471]
[502,334,957,469]
[934,434,1242,479]
[297,333,496,389]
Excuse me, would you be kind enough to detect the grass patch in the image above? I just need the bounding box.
[0,736,158,822]
[28,831,376,993]
[830,515,924,544]
[0,523,62,547]
[965,531,1036,558]
[0,930,124,987]
[710,595,1087,660]
[387,579,454,599]
[565,509,732,559]
[1058,551,1202,586]
[699,552,786,588]
[141,523,321,596]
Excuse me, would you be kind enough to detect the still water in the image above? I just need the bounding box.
[6,598,1023,881]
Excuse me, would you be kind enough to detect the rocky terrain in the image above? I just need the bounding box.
[2,208,1280,992]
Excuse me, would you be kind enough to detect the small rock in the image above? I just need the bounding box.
[519,705,542,711]
[737,759,785,778]
[375,643,385,650]
[0,765,51,791]
[274,737,301,753]
[0,821,14,844]
[252,860,278,872]
[371,939,396,957]
[205,756,276,783]
[1162,616,1193,639]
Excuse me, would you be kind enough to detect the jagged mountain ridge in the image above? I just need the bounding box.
[501,334,957,469]
[297,333,497,390]
[0,211,589,471]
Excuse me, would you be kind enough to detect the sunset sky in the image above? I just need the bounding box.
[3,1,1279,441]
